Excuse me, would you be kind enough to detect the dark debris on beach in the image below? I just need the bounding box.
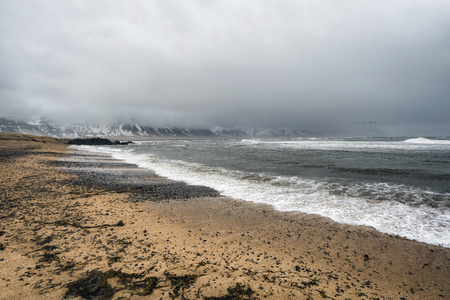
[2,139,449,300]
[0,146,222,299]
[55,152,220,201]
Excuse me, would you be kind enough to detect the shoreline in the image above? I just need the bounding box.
[0,133,449,299]
[83,138,450,249]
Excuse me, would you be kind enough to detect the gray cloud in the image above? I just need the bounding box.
[1,0,449,135]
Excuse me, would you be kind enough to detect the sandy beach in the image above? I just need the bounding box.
[0,133,448,299]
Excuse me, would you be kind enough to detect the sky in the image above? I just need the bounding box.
[1,0,449,135]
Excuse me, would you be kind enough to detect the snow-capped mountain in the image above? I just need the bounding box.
[0,117,310,138]
[0,118,62,137]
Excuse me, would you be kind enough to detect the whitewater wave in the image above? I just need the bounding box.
[72,144,450,248]
[403,137,450,144]
[239,137,450,151]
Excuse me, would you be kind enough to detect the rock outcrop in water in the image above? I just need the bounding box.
[68,138,133,146]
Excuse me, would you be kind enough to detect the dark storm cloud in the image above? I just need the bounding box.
[1,0,449,134]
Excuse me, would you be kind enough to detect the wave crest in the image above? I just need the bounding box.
[403,137,450,144]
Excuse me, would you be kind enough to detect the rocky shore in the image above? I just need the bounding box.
[0,133,449,299]
[67,137,134,146]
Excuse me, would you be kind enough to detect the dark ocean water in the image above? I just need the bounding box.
[76,137,450,247]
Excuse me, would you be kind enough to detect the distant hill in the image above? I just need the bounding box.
[0,118,311,138]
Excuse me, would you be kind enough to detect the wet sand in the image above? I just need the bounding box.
[0,133,449,299]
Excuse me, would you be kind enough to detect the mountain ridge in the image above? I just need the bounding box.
[0,117,310,138]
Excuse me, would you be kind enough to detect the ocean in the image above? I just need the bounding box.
[74,137,450,248]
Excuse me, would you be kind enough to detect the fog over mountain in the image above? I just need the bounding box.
[1,117,336,138]
[1,1,449,136]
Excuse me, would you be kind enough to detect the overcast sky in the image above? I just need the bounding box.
[1,1,449,134]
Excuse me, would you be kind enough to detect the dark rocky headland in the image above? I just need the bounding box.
[68,137,133,146]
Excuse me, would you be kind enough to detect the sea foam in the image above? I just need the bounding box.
[71,144,450,248]
[403,137,450,144]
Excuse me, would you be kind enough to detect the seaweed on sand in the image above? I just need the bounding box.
[64,270,114,299]
[166,273,200,297]
[64,269,160,299]
[204,283,255,300]
[117,272,159,296]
